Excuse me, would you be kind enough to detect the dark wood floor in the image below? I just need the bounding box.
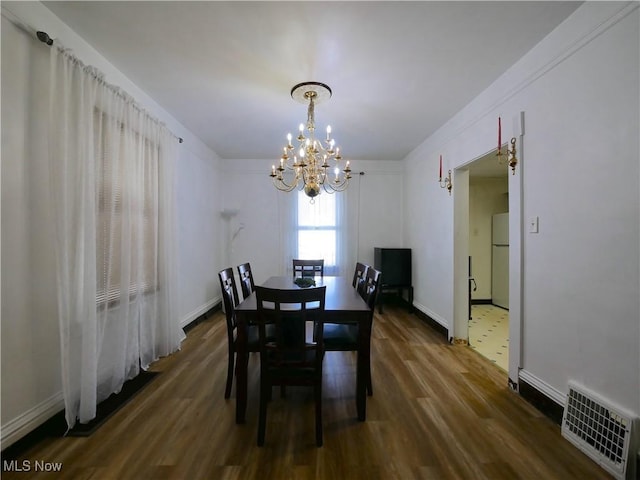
[2,305,611,479]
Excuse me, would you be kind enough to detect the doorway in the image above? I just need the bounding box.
[452,140,522,387]
[467,151,509,370]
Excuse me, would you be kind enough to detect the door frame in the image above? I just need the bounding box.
[452,113,524,388]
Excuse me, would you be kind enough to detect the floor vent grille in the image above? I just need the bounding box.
[562,382,635,479]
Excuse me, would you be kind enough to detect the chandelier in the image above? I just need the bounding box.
[270,82,351,199]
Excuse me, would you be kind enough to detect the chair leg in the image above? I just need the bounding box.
[367,364,373,396]
[225,348,234,399]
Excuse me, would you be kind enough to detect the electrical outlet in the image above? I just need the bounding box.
[529,216,539,233]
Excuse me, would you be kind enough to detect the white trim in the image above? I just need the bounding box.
[404,2,639,166]
[180,297,221,328]
[1,392,65,449]
[413,302,450,335]
[519,369,566,407]
[507,115,524,384]
[0,296,219,448]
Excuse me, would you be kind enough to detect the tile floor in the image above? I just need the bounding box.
[469,304,509,371]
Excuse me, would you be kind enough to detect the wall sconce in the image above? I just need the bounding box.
[496,117,518,174]
[507,137,518,174]
[438,155,452,195]
[496,138,518,175]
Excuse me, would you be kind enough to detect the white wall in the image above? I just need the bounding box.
[1,3,223,447]
[469,177,508,300]
[218,159,283,285]
[404,2,639,416]
[176,146,224,326]
[349,161,405,268]
[1,14,63,446]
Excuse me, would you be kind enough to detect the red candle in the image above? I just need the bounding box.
[439,155,442,179]
[498,117,502,149]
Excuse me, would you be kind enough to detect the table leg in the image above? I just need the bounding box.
[356,313,371,421]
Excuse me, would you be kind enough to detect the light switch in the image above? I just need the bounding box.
[529,216,539,233]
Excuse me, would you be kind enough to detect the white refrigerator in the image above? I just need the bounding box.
[491,213,509,309]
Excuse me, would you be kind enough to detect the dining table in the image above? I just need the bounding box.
[233,275,372,424]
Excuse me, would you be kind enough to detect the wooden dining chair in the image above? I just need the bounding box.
[255,285,327,447]
[218,267,261,399]
[237,262,255,299]
[292,259,324,278]
[352,262,369,294]
[322,267,381,396]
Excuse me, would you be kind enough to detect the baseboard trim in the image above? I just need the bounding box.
[471,299,492,305]
[2,305,220,455]
[1,392,65,451]
[183,301,221,333]
[412,304,449,339]
[180,298,221,329]
[518,369,566,425]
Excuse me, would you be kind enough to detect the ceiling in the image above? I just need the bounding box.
[42,1,582,164]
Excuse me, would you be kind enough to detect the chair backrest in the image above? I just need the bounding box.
[292,259,324,278]
[360,267,382,311]
[255,286,326,373]
[237,262,255,299]
[352,262,369,292]
[218,267,240,333]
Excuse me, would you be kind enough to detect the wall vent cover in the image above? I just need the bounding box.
[562,382,635,479]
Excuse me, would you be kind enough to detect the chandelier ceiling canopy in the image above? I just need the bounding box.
[270,82,351,200]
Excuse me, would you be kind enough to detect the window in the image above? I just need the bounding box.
[297,191,337,269]
[95,110,160,307]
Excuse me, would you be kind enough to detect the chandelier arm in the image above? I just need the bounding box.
[326,180,349,193]
[323,182,345,194]
[283,160,299,171]
[272,177,299,192]
[274,167,303,191]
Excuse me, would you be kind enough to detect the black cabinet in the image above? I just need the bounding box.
[374,248,413,313]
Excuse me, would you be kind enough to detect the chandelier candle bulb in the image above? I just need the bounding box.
[326,125,331,141]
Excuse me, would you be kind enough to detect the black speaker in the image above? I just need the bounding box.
[374,248,411,287]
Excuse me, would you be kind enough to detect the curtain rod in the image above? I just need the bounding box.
[2,6,185,145]
[33,26,184,145]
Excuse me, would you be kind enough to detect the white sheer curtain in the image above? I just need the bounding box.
[48,46,184,429]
